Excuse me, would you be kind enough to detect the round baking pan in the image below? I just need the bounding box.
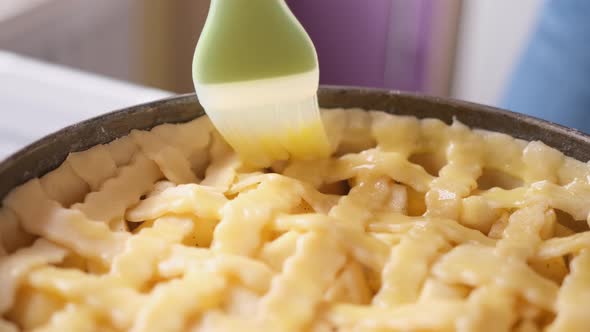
[1,86,589,201]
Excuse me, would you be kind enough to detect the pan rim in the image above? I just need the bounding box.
[1,86,588,201]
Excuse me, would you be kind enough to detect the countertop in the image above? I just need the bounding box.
[0,51,173,160]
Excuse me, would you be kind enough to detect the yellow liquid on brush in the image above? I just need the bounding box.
[225,120,331,167]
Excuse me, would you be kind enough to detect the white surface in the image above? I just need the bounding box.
[0,51,173,159]
[452,0,543,106]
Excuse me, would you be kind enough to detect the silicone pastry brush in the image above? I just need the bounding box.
[193,0,331,167]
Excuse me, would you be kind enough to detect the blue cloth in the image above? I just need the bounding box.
[502,0,590,133]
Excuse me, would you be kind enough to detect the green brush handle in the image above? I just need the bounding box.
[193,0,317,84]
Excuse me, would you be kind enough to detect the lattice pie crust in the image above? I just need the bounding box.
[1,109,590,332]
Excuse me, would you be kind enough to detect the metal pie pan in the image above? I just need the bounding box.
[1,86,589,201]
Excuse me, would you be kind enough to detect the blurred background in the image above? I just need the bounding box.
[0,0,543,106]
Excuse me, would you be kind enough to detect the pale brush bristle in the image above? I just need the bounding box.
[207,95,331,167]
[195,70,328,167]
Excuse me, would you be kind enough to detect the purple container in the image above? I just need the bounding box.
[289,0,434,91]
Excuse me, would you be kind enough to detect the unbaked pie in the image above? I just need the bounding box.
[1,109,590,332]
